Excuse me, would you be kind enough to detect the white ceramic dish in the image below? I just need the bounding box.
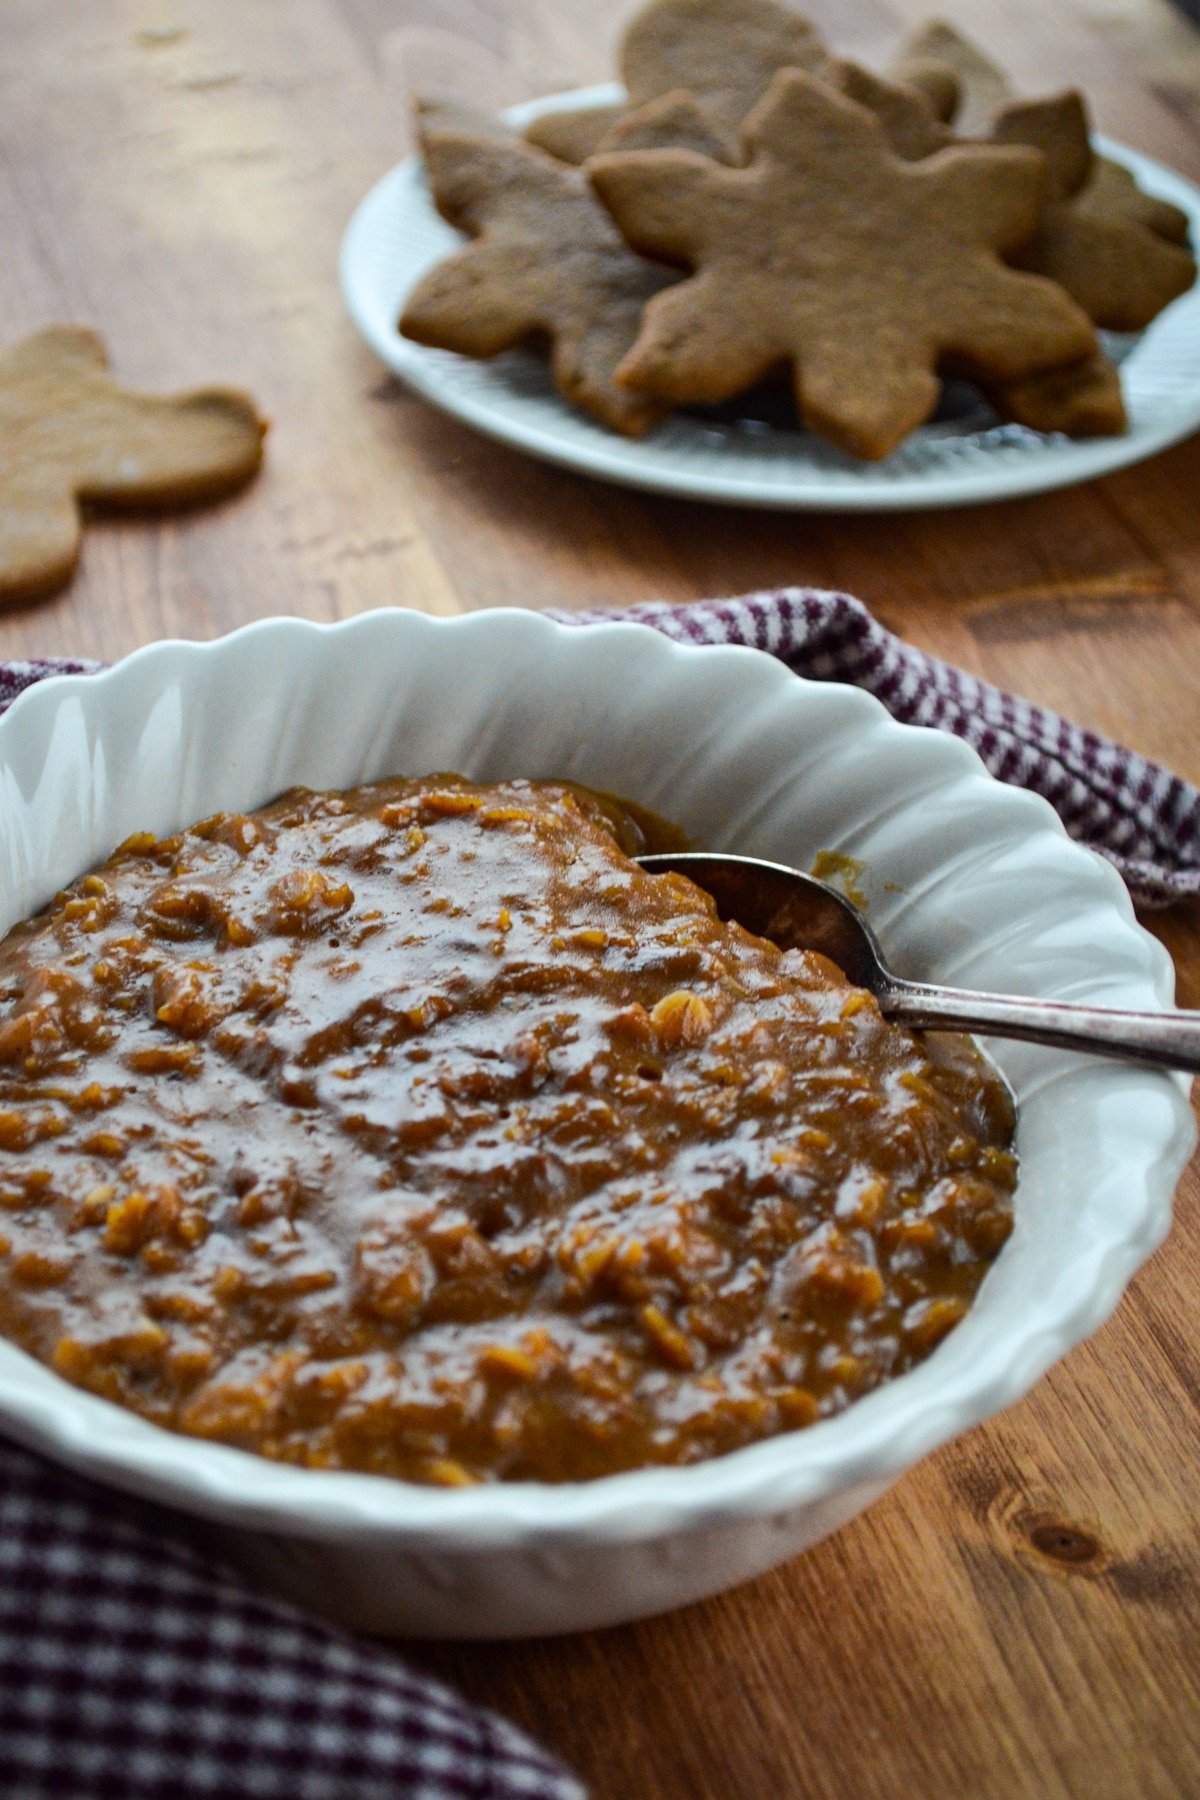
[0,609,1192,1638]
[340,83,1200,512]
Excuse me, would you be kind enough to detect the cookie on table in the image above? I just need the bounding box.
[400,120,677,436]
[588,71,1098,460]
[0,326,265,605]
[888,18,1013,135]
[994,92,1196,330]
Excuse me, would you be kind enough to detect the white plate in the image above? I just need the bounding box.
[340,83,1200,511]
[0,609,1193,1638]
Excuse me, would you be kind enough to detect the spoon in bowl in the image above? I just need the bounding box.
[637,852,1200,1073]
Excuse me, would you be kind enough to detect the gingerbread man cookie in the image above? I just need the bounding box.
[0,327,265,605]
[589,71,1097,459]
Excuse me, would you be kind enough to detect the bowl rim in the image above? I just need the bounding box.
[0,607,1193,1548]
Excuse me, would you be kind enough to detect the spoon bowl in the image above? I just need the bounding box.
[639,852,1200,1074]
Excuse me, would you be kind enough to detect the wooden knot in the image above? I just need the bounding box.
[1014,1509,1108,1576]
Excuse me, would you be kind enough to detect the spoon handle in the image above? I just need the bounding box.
[883,981,1200,1074]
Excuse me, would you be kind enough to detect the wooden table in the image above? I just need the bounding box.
[4,0,1200,1793]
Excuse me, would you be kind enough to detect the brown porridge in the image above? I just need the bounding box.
[0,775,1015,1484]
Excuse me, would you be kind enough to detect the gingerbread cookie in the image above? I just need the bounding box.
[885,57,959,127]
[523,102,626,165]
[1085,155,1190,248]
[400,121,676,435]
[1024,183,1196,330]
[0,327,265,605]
[994,93,1196,330]
[622,0,826,151]
[589,71,1096,459]
[888,19,1012,135]
[986,348,1127,437]
[825,61,952,161]
[991,91,1093,199]
[415,94,514,145]
[525,0,827,165]
[595,89,730,162]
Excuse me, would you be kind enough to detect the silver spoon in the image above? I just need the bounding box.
[637,852,1200,1074]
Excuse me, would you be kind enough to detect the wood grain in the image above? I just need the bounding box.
[2,1,1200,1794]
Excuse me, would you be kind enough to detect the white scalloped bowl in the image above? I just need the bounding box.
[0,609,1192,1638]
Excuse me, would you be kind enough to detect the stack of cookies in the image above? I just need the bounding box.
[398,0,1196,461]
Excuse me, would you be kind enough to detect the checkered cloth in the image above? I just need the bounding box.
[0,1433,584,1798]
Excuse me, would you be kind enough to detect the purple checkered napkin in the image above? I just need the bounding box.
[0,1435,584,1799]
[3,588,1198,905]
